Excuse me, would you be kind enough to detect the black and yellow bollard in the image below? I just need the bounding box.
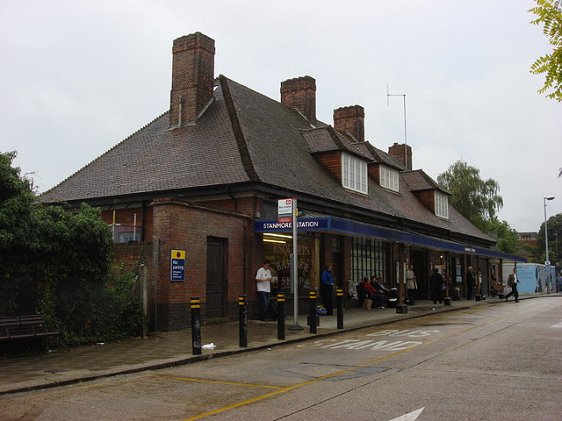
[336,288,344,329]
[277,293,285,340]
[239,294,247,347]
[308,291,317,334]
[190,297,202,355]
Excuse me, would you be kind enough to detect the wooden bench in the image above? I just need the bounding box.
[0,314,59,341]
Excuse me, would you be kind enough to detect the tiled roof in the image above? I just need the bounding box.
[402,170,450,194]
[39,86,251,202]
[39,75,491,243]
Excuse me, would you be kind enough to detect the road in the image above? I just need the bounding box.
[1,297,561,420]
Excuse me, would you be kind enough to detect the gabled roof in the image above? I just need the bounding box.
[39,75,492,243]
[402,169,451,195]
[301,127,372,161]
[352,142,405,170]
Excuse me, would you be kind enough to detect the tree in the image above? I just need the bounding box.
[437,160,503,232]
[0,151,37,314]
[0,151,142,346]
[484,218,521,254]
[537,212,562,265]
[529,0,562,101]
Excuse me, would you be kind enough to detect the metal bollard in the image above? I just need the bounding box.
[336,288,344,329]
[308,291,317,334]
[277,293,285,340]
[239,294,247,347]
[190,297,202,355]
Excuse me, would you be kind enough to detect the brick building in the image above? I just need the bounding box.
[40,32,524,331]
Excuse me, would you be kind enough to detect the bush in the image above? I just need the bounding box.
[1,152,144,351]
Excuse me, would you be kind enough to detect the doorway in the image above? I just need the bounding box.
[206,237,227,318]
[411,249,429,299]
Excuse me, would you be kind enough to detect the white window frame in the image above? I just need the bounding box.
[435,192,449,219]
[379,165,399,192]
[342,152,368,194]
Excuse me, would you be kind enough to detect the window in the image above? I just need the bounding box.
[379,165,399,192]
[351,237,388,285]
[109,224,143,243]
[342,152,368,194]
[435,192,449,219]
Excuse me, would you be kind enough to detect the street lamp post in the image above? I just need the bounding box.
[544,196,555,267]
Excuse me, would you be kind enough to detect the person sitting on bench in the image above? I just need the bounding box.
[366,276,387,308]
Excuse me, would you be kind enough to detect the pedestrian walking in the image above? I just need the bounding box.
[505,267,519,302]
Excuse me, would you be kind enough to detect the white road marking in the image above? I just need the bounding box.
[551,322,562,328]
[389,407,425,421]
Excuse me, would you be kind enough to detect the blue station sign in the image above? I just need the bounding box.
[255,217,329,232]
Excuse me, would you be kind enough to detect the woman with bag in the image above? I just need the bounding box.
[505,268,519,302]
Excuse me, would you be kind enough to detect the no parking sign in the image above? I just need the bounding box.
[170,249,186,281]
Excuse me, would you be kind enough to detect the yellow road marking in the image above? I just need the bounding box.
[184,305,511,420]
[183,367,354,421]
[154,374,284,390]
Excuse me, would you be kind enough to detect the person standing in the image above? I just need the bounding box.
[255,261,272,321]
[505,267,519,302]
[430,268,444,304]
[476,268,483,297]
[466,266,476,300]
[406,264,417,304]
[320,264,335,315]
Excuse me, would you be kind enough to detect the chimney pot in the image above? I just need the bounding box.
[333,105,365,142]
[280,76,316,125]
[169,32,215,127]
[388,143,413,170]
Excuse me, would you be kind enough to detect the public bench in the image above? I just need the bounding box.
[0,314,59,341]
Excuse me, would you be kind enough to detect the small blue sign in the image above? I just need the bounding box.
[171,250,185,281]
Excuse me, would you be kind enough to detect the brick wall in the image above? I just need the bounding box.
[152,199,252,330]
[113,242,153,270]
[414,190,435,213]
[102,206,153,242]
[368,163,381,184]
[316,151,342,182]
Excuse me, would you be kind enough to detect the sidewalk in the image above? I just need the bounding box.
[0,294,551,395]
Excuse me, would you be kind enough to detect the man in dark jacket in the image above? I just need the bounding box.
[430,268,444,304]
[320,264,335,315]
[466,266,476,300]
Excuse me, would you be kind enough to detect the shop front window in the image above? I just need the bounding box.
[263,236,315,296]
[351,237,388,285]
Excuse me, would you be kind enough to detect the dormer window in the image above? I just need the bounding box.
[342,152,368,194]
[380,165,399,192]
[435,192,449,219]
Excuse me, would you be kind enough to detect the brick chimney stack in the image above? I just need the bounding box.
[388,142,413,170]
[280,76,316,125]
[169,32,215,128]
[333,105,364,142]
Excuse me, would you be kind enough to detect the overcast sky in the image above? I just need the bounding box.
[1,0,560,232]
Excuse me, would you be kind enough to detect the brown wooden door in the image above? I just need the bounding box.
[206,237,227,318]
